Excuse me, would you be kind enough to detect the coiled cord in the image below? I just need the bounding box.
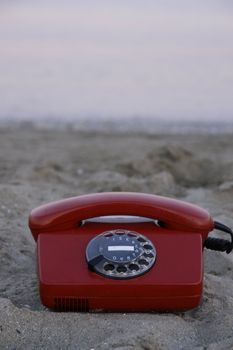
[204,221,233,254]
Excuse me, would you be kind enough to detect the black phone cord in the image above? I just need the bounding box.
[204,221,233,254]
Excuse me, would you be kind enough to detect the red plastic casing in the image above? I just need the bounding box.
[29,192,214,312]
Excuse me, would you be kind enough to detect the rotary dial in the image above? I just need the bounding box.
[86,229,156,279]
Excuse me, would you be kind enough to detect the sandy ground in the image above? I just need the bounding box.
[0,127,233,350]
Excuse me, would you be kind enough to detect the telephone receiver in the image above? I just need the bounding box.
[29,192,232,252]
[29,192,233,312]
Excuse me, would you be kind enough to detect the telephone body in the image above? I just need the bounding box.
[29,192,232,312]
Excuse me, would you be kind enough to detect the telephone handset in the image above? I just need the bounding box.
[29,192,233,312]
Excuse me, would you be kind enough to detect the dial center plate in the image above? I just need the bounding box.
[101,234,143,263]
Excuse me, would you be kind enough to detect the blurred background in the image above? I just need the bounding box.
[0,0,233,130]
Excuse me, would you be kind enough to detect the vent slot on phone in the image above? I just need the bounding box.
[54,297,89,312]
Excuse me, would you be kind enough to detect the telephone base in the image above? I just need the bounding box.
[37,222,203,312]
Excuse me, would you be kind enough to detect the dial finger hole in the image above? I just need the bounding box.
[138,259,149,266]
[137,237,147,242]
[127,232,137,237]
[128,264,139,271]
[143,252,154,259]
[116,265,127,273]
[104,264,115,271]
[104,233,113,237]
[143,244,153,250]
[115,230,126,235]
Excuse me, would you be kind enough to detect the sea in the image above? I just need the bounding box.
[1,116,233,135]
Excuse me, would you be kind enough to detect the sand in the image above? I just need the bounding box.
[0,126,233,350]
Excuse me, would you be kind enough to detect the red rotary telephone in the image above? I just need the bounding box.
[29,192,233,312]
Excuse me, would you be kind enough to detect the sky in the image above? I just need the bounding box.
[0,0,233,122]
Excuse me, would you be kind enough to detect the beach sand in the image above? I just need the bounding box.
[0,127,233,350]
